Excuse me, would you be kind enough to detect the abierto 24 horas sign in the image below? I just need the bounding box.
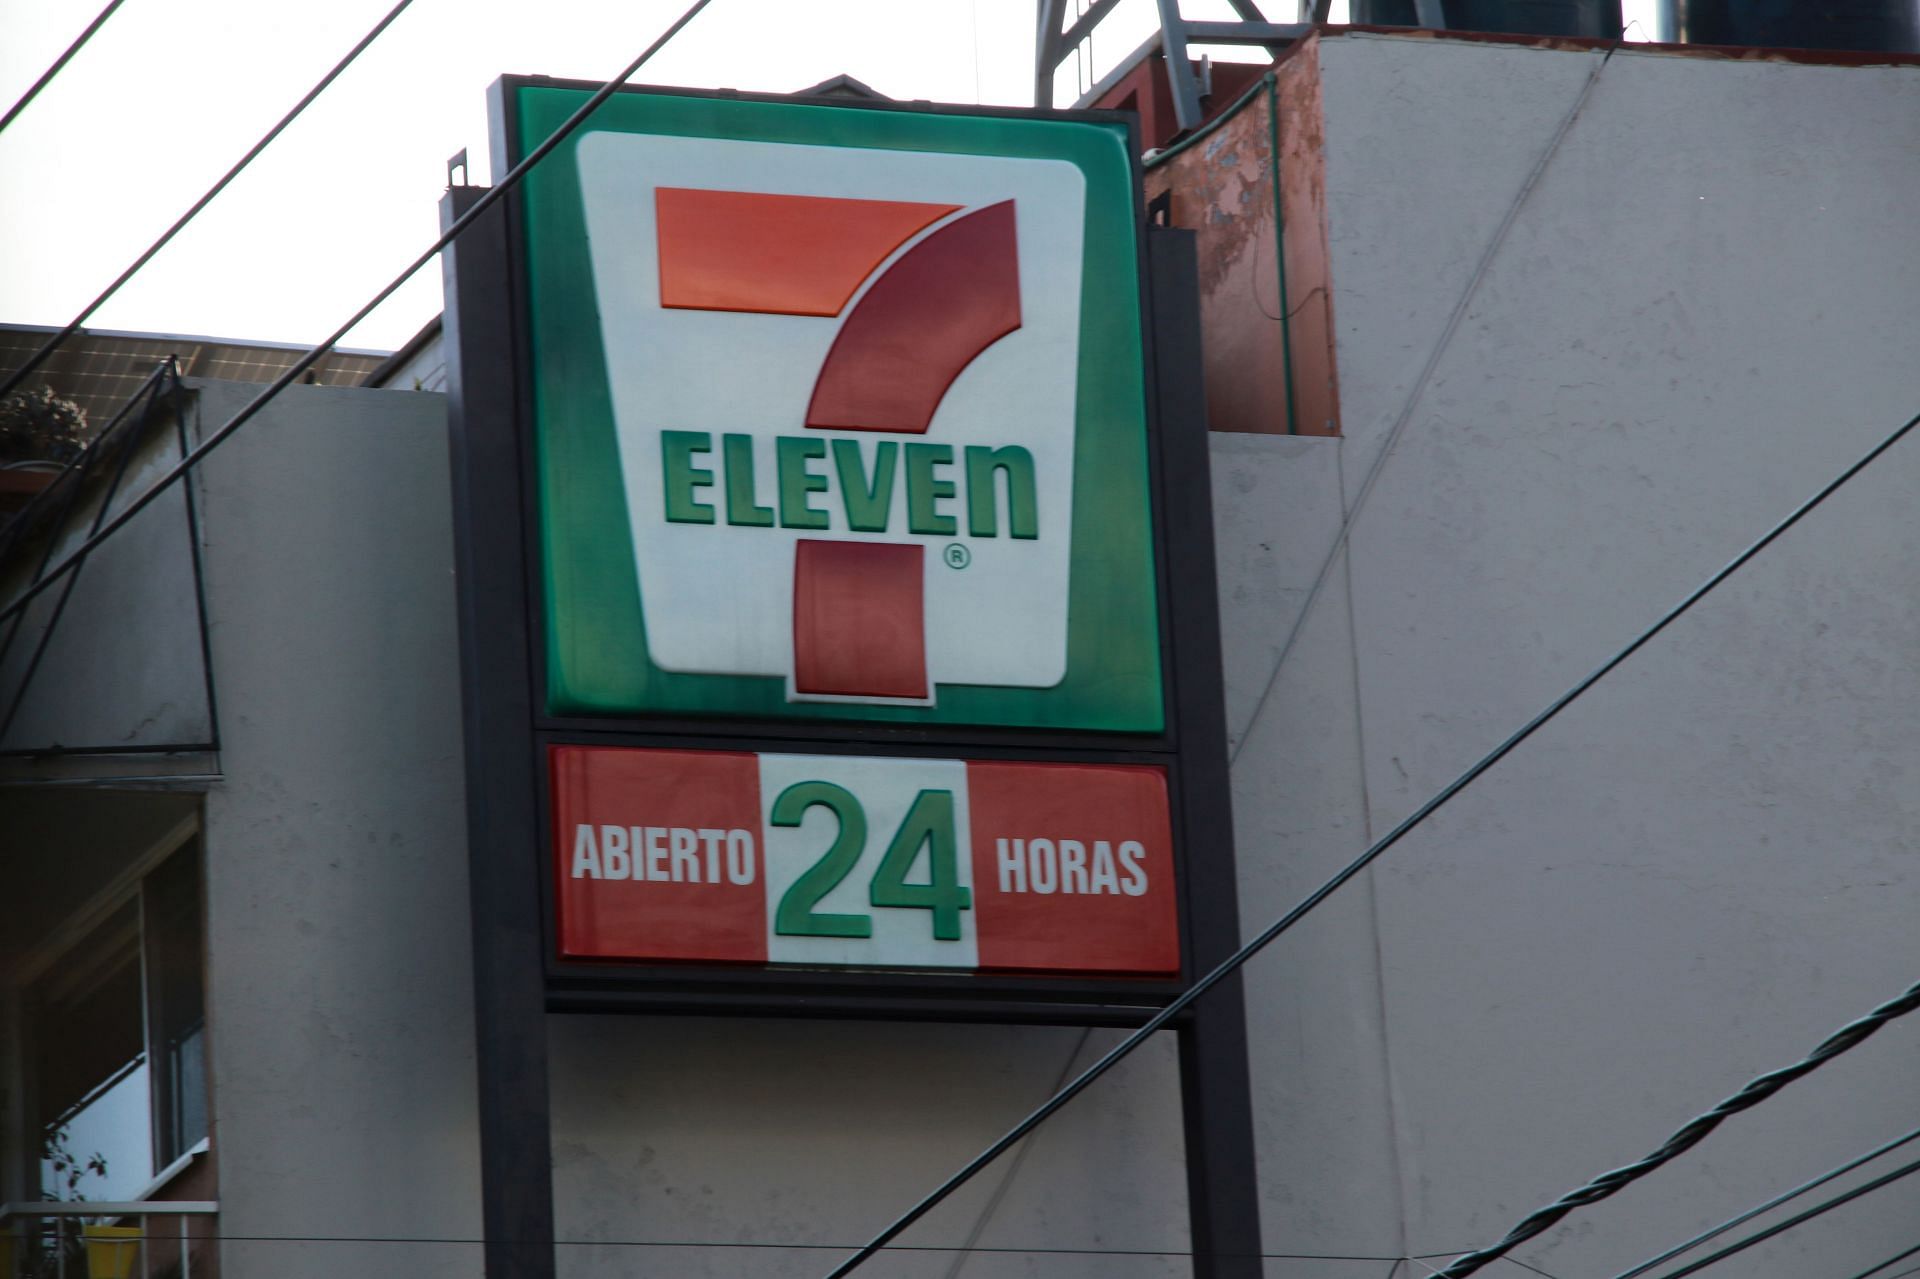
[503,84,1185,979]
[552,746,1178,974]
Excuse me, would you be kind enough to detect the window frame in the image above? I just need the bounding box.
[6,811,206,1204]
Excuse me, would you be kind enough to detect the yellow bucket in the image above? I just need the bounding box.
[82,1224,142,1279]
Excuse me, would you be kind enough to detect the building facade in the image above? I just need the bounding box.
[4,27,1919,1279]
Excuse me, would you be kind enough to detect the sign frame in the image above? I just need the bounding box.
[516,87,1168,734]
[497,77,1218,1012]
[537,730,1195,1014]
[447,77,1260,1278]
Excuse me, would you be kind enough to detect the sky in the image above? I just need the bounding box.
[0,0,1655,353]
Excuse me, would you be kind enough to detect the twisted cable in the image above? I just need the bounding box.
[1433,977,1920,1278]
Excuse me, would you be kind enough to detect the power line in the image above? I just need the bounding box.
[820,402,1920,1279]
[1847,1243,1920,1279]
[1636,1154,1920,1279]
[0,0,129,135]
[0,359,173,567]
[4,1231,1465,1262]
[0,0,719,632]
[941,1027,1092,1279]
[0,362,182,739]
[1226,39,1615,769]
[1436,980,1920,1278]
[1610,1122,1920,1279]
[0,0,419,404]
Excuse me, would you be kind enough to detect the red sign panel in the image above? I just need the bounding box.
[550,747,766,963]
[967,760,1179,974]
[551,745,1179,976]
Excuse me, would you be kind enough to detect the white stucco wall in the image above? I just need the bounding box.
[1219,32,1920,1275]
[547,1017,1187,1278]
[189,380,484,1278]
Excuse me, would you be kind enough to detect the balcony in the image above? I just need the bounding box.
[0,1200,216,1279]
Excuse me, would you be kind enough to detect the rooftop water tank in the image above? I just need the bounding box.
[1349,0,1920,48]
[1347,0,1622,37]
[1663,0,1920,52]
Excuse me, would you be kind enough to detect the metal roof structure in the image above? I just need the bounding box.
[0,324,388,433]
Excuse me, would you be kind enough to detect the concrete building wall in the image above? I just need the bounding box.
[1217,31,1920,1275]
[186,380,484,1278]
[548,1018,1187,1278]
[0,404,212,755]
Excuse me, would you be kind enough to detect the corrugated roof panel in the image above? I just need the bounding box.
[0,325,388,433]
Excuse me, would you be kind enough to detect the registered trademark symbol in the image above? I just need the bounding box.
[943,543,971,570]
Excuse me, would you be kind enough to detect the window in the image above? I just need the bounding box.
[29,840,206,1203]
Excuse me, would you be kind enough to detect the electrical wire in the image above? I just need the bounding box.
[1847,1243,1920,1279]
[941,1026,1092,1279]
[0,0,129,135]
[820,393,1920,1279]
[0,1230,1468,1261]
[1610,1122,1920,1279]
[0,0,719,632]
[854,384,1920,1237]
[1225,39,1616,767]
[0,358,173,567]
[1435,980,1920,1278]
[0,362,180,739]
[1868,1258,1920,1279]
[0,0,418,404]
[1634,1154,1920,1279]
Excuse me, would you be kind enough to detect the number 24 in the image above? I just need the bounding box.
[771,782,971,941]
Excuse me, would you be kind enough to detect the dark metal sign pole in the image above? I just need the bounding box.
[1149,227,1265,1279]
[444,183,559,1279]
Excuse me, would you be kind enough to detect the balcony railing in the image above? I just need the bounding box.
[0,1201,217,1279]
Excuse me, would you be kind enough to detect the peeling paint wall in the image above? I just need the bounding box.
[1147,39,1341,437]
[1272,42,1341,437]
[1148,85,1284,436]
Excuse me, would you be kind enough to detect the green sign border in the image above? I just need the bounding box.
[515,87,1163,732]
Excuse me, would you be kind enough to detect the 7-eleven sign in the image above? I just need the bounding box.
[519,91,1162,730]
